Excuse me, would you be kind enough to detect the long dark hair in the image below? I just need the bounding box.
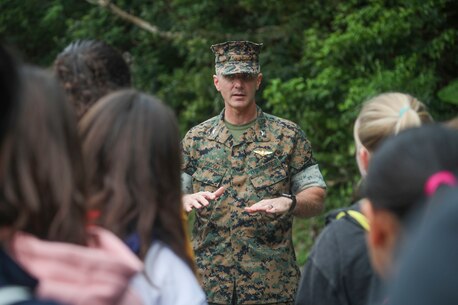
[0,45,19,145]
[79,89,194,271]
[53,40,131,120]
[0,66,87,245]
[363,124,458,220]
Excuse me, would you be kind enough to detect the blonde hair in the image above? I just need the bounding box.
[354,92,433,153]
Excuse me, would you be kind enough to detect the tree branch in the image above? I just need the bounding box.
[86,0,288,42]
[86,0,181,39]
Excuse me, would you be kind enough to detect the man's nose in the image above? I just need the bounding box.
[232,78,243,87]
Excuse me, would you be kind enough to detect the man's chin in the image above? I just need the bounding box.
[229,101,249,109]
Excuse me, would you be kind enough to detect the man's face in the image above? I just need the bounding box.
[213,72,262,112]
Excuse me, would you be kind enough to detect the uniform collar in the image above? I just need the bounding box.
[208,106,269,144]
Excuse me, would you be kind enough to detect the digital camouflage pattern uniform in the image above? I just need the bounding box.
[182,108,326,304]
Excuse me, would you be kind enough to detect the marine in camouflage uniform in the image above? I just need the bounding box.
[181,41,326,305]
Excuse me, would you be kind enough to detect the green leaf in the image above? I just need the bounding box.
[438,80,458,105]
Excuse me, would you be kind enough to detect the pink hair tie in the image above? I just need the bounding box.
[424,171,457,197]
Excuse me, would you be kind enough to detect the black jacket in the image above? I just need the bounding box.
[295,202,382,305]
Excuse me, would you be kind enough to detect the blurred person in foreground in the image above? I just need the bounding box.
[0,44,60,305]
[296,92,433,305]
[361,124,458,304]
[388,185,458,305]
[0,65,143,305]
[79,89,207,305]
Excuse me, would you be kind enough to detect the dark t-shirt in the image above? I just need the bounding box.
[295,202,382,305]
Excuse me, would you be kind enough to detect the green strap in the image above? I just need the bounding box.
[336,210,370,231]
[0,286,32,305]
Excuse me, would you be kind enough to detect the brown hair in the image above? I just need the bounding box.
[0,66,87,245]
[0,45,20,145]
[53,40,131,120]
[79,89,195,271]
[354,92,433,153]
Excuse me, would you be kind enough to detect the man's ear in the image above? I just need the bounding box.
[256,73,263,90]
[213,75,220,91]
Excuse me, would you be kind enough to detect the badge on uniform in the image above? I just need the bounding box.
[253,149,273,156]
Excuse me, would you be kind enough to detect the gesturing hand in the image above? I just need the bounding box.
[182,187,225,212]
[244,196,292,214]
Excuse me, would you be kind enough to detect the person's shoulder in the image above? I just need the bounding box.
[263,112,304,137]
[144,241,196,281]
[325,202,361,222]
[184,115,219,138]
[264,112,300,129]
[324,202,367,232]
[310,203,364,249]
[142,241,206,304]
[308,203,366,268]
[310,220,340,255]
[311,203,369,265]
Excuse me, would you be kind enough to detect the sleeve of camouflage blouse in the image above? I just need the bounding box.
[181,133,195,194]
[181,173,193,194]
[290,128,326,194]
[291,164,327,194]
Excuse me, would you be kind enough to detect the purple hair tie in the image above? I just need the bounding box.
[424,171,457,197]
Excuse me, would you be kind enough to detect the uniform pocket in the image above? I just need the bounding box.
[248,158,288,191]
[192,161,226,190]
[248,158,290,224]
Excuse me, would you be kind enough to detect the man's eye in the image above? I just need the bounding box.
[241,74,256,81]
[223,74,255,81]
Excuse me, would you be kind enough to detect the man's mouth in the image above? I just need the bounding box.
[232,93,245,97]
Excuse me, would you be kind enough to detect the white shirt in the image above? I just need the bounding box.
[131,241,207,305]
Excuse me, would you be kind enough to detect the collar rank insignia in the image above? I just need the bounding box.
[253,149,273,156]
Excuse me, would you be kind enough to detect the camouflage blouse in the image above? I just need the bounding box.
[182,107,325,304]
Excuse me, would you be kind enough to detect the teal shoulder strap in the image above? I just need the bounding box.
[336,210,370,231]
[0,286,32,305]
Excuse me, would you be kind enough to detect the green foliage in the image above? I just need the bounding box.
[1,0,457,262]
[438,79,458,105]
[263,0,458,231]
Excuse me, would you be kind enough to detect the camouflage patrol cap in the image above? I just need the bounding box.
[211,41,263,75]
